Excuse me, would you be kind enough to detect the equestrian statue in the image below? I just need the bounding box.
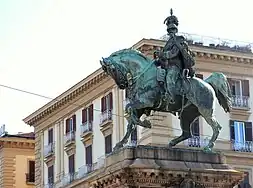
[100,9,232,153]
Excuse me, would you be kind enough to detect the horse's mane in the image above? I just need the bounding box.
[110,48,150,63]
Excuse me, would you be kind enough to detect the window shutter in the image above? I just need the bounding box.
[82,108,87,124]
[68,155,75,174]
[109,92,113,110]
[101,97,105,112]
[48,165,54,184]
[66,119,70,134]
[85,145,93,165]
[105,134,112,154]
[88,104,94,122]
[195,74,203,80]
[245,122,252,141]
[242,80,250,97]
[230,120,235,140]
[48,129,53,144]
[72,115,76,131]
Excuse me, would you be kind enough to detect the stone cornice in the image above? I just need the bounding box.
[24,38,253,127]
[0,139,35,150]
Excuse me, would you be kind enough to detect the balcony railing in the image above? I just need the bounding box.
[26,173,35,183]
[100,109,113,125]
[80,122,93,135]
[78,164,94,179]
[61,172,78,187]
[231,140,253,152]
[44,142,55,157]
[184,136,209,148]
[44,183,54,188]
[64,131,75,145]
[232,95,250,108]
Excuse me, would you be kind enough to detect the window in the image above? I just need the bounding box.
[228,78,249,97]
[68,154,75,174]
[195,74,203,80]
[48,128,53,144]
[82,104,94,124]
[65,115,76,134]
[131,128,138,144]
[101,92,113,113]
[48,165,54,184]
[26,160,35,183]
[230,120,252,152]
[105,134,112,154]
[238,172,251,188]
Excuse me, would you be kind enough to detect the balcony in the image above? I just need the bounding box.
[77,164,94,179]
[99,109,113,134]
[64,131,75,145]
[184,136,209,148]
[26,173,35,184]
[64,131,76,153]
[80,122,93,143]
[100,109,112,125]
[44,143,55,162]
[232,95,250,109]
[60,172,78,187]
[231,140,253,153]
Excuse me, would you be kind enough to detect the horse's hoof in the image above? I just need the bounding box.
[168,142,175,149]
[143,119,152,128]
[203,146,213,153]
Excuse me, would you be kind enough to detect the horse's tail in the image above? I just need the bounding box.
[205,72,232,113]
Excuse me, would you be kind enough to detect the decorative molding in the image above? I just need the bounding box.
[65,147,76,156]
[0,140,35,149]
[90,169,243,188]
[100,123,113,137]
[81,134,93,146]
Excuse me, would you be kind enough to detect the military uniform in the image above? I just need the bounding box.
[153,9,196,104]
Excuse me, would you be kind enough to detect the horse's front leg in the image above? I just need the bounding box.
[125,102,152,129]
[113,122,135,151]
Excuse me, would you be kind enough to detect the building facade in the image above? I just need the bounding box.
[0,131,35,188]
[23,35,253,188]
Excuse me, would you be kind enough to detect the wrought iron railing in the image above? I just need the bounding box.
[64,131,75,144]
[26,173,35,183]
[160,32,253,54]
[231,95,250,108]
[184,136,209,148]
[80,122,93,135]
[100,109,113,125]
[231,140,253,152]
[44,142,55,157]
[60,172,78,187]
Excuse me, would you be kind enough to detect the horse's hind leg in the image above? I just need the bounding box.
[201,109,222,152]
[169,105,200,148]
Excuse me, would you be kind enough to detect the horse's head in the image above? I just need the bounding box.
[100,49,151,89]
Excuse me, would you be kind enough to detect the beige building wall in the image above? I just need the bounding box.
[0,133,35,188]
[23,38,253,188]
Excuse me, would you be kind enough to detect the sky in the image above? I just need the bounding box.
[0,0,252,134]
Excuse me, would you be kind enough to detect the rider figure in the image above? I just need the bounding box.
[153,8,196,104]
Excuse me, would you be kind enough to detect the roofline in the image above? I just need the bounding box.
[23,67,104,125]
[23,38,253,126]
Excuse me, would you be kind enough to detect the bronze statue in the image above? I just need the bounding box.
[100,9,232,153]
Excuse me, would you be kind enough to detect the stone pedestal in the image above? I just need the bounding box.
[139,112,174,146]
[89,146,243,188]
